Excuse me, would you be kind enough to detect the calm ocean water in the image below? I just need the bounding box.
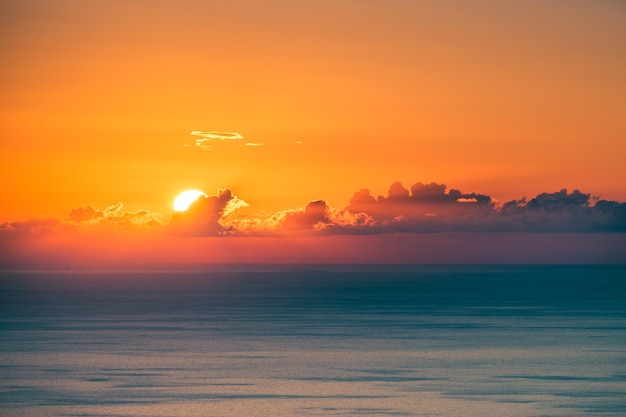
[1,265,625,417]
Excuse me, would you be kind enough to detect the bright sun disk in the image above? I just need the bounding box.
[174,190,208,212]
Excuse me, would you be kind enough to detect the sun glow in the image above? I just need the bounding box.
[173,190,207,212]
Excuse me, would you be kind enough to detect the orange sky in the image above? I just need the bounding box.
[1,1,625,266]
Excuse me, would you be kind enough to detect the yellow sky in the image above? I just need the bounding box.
[1,0,625,222]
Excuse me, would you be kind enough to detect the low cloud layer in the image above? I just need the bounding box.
[497,189,626,232]
[67,203,163,229]
[1,183,624,267]
[242,182,625,235]
[1,183,625,243]
[340,183,626,233]
[1,203,162,238]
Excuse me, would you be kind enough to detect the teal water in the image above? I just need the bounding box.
[1,265,625,416]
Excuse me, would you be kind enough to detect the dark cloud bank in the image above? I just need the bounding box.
[338,182,626,234]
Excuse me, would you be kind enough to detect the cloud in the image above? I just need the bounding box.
[1,183,625,268]
[275,202,376,234]
[66,203,163,229]
[280,200,330,231]
[346,181,494,224]
[190,131,245,150]
[343,183,626,233]
[0,190,248,241]
[226,199,375,236]
[0,203,163,238]
[245,142,264,147]
[1,183,624,246]
[228,201,332,235]
[163,183,626,235]
[167,189,248,236]
[0,218,60,237]
[67,206,102,223]
[497,189,626,232]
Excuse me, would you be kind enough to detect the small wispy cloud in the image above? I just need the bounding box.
[245,142,264,147]
[190,131,244,150]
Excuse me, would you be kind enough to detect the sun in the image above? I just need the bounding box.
[173,190,208,212]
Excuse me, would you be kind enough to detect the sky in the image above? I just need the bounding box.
[1,0,625,267]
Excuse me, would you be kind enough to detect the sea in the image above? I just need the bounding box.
[0,265,625,417]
